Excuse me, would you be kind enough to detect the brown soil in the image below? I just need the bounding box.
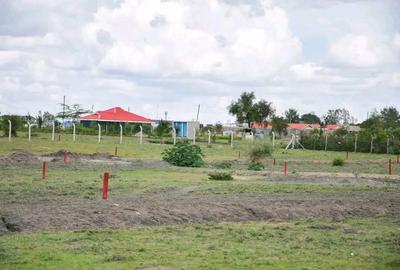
[0,152,39,165]
[1,190,398,233]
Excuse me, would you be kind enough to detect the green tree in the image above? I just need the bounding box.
[323,108,354,125]
[271,116,288,137]
[285,108,300,123]
[380,107,399,129]
[154,120,171,139]
[300,113,321,124]
[2,115,22,137]
[228,91,274,127]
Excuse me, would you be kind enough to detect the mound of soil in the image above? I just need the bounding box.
[43,151,115,161]
[1,190,398,233]
[0,152,39,165]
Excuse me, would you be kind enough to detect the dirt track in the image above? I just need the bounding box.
[1,190,399,233]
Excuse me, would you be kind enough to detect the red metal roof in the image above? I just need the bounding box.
[325,124,340,131]
[288,123,320,130]
[80,107,152,123]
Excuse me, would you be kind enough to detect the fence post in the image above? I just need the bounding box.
[325,134,328,151]
[284,161,288,176]
[172,128,176,145]
[102,171,109,200]
[72,123,76,142]
[119,124,123,144]
[139,125,143,145]
[52,121,55,141]
[346,151,349,160]
[370,136,374,153]
[397,154,399,164]
[193,127,196,145]
[272,131,275,148]
[28,122,32,142]
[8,120,11,142]
[64,150,68,163]
[98,124,101,143]
[208,130,211,146]
[354,134,358,153]
[42,161,46,179]
[231,130,234,148]
[388,159,392,175]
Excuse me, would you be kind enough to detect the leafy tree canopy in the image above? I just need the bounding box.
[285,108,300,123]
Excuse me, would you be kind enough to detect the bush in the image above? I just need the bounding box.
[249,142,272,163]
[1,115,22,137]
[332,158,345,166]
[213,161,232,169]
[248,162,264,171]
[162,141,204,167]
[208,171,233,181]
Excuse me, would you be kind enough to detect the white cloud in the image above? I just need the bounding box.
[329,34,393,67]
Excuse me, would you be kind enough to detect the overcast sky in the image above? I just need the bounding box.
[0,0,399,124]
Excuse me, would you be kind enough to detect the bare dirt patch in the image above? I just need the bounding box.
[0,152,39,165]
[1,190,398,233]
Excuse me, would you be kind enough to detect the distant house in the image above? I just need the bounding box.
[80,107,153,125]
[172,121,200,139]
[324,124,340,133]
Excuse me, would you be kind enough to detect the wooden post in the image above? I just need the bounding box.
[284,161,288,176]
[346,151,349,160]
[102,172,109,200]
[8,120,11,142]
[42,161,46,179]
[388,159,392,175]
[397,154,399,164]
[114,146,118,156]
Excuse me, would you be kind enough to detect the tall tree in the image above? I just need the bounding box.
[271,116,288,137]
[380,107,400,129]
[323,108,354,125]
[285,108,300,123]
[300,113,321,124]
[56,104,90,122]
[228,91,274,127]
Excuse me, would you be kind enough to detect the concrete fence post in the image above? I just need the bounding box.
[72,123,76,142]
[193,127,196,145]
[370,136,374,153]
[208,130,211,146]
[119,124,123,144]
[172,128,176,145]
[139,125,143,144]
[354,134,358,153]
[231,130,234,148]
[324,134,328,151]
[8,120,11,142]
[28,122,32,142]
[98,124,101,143]
[272,131,275,148]
[51,121,55,141]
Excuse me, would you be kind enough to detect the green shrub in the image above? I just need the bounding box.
[249,142,272,163]
[208,171,233,181]
[248,162,264,171]
[162,141,204,167]
[332,158,345,166]
[1,115,22,137]
[213,161,232,169]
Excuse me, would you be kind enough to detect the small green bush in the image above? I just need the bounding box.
[332,158,345,166]
[213,161,232,169]
[249,142,272,163]
[208,171,233,181]
[248,162,264,171]
[162,141,204,167]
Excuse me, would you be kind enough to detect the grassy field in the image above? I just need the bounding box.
[1,218,399,270]
[1,133,399,269]
[1,132,399,162]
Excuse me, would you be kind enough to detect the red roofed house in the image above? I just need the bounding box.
[80,107,153,124]
[324,124,340,132]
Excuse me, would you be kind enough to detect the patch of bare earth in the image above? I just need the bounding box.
[1,190,398,233]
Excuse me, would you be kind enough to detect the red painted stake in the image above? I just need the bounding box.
[64,150,68,163]
[284,161,287,176]
[115,146,118,156]
[42,161,46,179]
[388,159,392,175]
[102,171,109,200]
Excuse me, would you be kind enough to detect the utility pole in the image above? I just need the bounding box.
[196,104,200,122]
[62,95,66,129]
